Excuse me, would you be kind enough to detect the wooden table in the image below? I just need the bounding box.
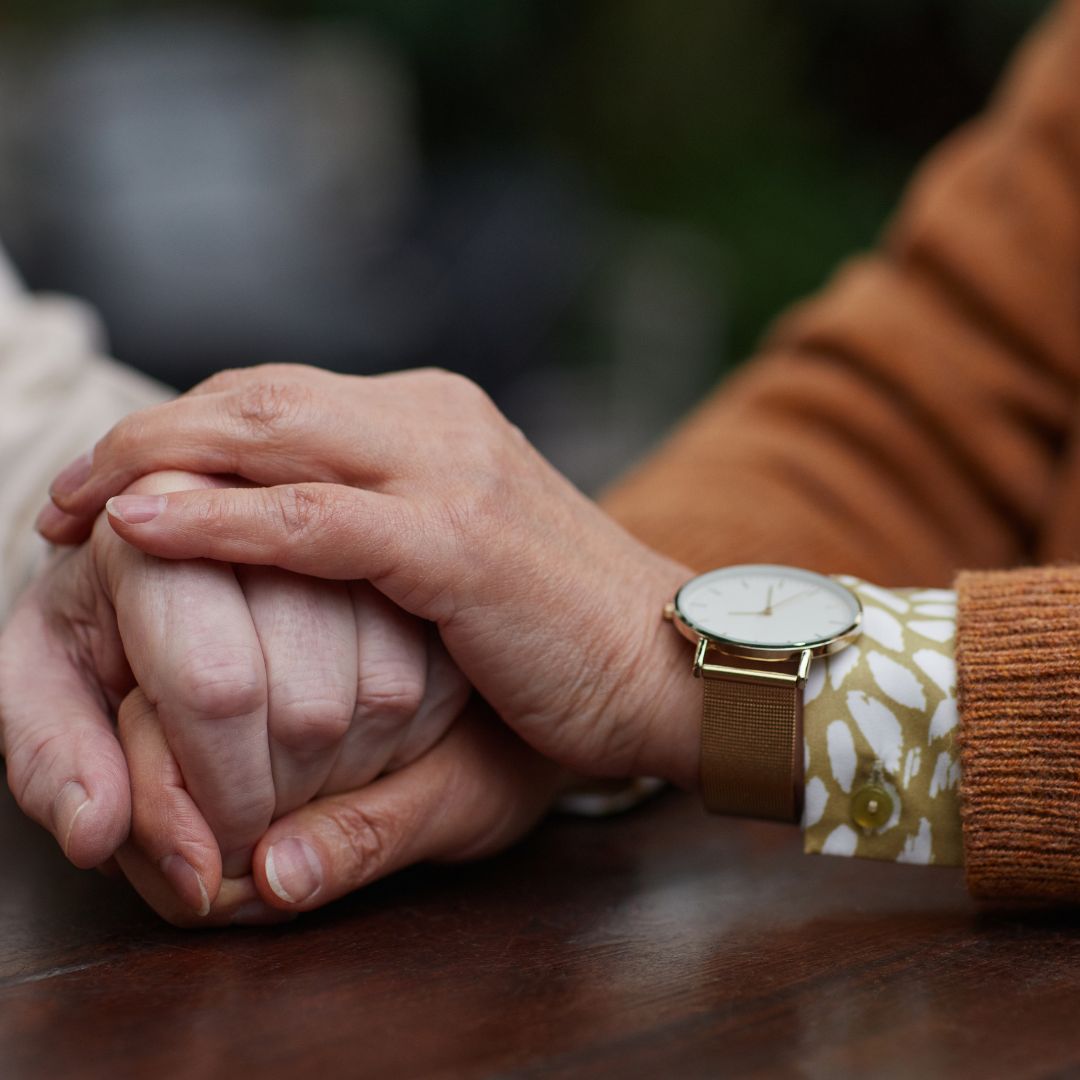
[4,777,1080,1079]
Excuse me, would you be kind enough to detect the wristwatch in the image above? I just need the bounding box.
[665,564,862,823]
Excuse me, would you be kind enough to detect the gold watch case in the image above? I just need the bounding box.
[667,564,863,823]
[666,563,863,669]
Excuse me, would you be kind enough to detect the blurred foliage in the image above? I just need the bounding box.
[3,0,1052,368]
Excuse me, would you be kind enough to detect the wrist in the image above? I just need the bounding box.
[620,556,702,793]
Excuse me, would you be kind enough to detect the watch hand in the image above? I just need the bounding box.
[769,588,816,611]
[764,584,775,616]
[729,585,815,617]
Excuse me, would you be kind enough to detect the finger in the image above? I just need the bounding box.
[50,372,386,521]
[253,706,561,912]
[40,365,329,536]
[382,627,471,772]
[35,499,93,547]
[39,447,96,544]
[114,841,292,929]
[321,614,469,794]
[116,688,221,917]
[319,582,429,794]
[0,580,130,869]
[97,471,279,875]
[235,566,357,818]
[109,552,275,876]
[38,459,246,547]
[105,484,422,588]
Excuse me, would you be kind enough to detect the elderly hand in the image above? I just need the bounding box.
[4,467,473,923]
[115,687,561,923]
[41,365,701,795]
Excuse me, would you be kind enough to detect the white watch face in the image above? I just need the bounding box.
[675,564,861,650]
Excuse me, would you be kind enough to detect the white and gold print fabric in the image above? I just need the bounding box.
[802,578,961,866]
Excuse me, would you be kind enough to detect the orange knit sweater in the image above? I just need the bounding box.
[602,1,1080,901]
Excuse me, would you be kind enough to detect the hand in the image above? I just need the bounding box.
[40,365,701,789]
[5,468,470,921]
[117,687,562,921]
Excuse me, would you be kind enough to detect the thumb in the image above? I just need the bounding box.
[252,707,561,912]
[0,582,130,868]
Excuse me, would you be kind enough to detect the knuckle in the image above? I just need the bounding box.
[189,489,239,534]
[195,367,247,395]
[420,368,490,409]
[427,374,511,473]
[232,379,310,436]
[243,362,315,380]
[323,800,397,880]
[272,484,329,541]
[173,645,266,721]
[354,666,425,726]
[270,695,353,754]
[200,363,312,394]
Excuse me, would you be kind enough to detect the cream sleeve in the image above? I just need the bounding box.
[0,245,173,619]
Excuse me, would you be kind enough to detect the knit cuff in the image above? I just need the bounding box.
[956,567,1080,902]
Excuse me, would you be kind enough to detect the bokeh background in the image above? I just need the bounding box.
[0,0,1050,491]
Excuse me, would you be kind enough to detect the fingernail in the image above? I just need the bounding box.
[50,450,93,498]
[222,846,254,878]
[106,494,166,524]
[35,501,71,535]
[53,780,90,857]
[230,900,297,926]
[265,838,323,905]
[160,854,211,917]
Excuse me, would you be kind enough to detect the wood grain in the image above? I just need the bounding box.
[3,777,1079,1079]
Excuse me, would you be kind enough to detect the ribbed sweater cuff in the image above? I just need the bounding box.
[956,567,1080,902]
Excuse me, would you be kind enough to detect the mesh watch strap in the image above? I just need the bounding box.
[699,661,804,823]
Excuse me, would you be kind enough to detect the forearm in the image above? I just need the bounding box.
[805,564,1080,905]
[955,566,1080,901]
[602,1,1080,585]
[0,245,171,617]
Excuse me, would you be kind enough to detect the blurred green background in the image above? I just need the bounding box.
[0,0,1051,487]
[351,0,1048,362]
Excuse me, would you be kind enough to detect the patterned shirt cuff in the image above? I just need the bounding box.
[802,578,961,866]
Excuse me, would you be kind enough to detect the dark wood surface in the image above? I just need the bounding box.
[4,778,1080,1080]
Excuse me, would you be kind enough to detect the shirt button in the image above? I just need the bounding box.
[851,784,894,833]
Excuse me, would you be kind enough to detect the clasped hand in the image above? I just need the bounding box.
[9,366,697,925]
